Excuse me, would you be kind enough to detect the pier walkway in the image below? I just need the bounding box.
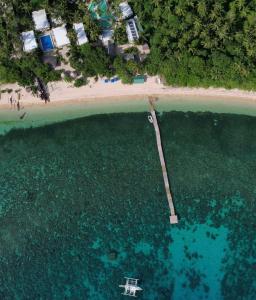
[148,98,178,224]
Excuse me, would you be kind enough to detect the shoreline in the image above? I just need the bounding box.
[2,77,256,135]
[2,76,256,104]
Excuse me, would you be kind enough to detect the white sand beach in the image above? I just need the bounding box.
[1,76,256,135]
[2,76,256,105]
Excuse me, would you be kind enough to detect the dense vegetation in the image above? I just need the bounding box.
[69,44,112,78]
[132,0,256,89]
[0,1,62,90]
[2,0,256,90]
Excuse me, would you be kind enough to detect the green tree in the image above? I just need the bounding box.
[70,44,112,78]
[113,56,133,84]
[114,24,128,44]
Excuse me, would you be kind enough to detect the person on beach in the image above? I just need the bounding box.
[17,100,20,111]
[10,96,13,107]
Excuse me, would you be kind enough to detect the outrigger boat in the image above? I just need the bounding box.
[119,277,142,297]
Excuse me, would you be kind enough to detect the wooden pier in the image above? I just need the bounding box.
[148,98,178,224]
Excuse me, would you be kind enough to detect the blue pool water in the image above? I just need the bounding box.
[40,35,54,51]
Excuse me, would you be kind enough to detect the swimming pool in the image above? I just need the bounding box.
[40,35,54,52]
[88,0,114,29]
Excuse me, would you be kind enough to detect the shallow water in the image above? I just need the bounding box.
[2,95,256,136]
[0,111,255,299]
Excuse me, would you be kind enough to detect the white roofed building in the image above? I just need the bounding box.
[100,29,114,47]
[73,23,88,45]
[119,2,133,19]
[21,31,38,52]
[126,18,139,43]
[52,25,70,48]
[51,16,63,26]
[32,9,50,31]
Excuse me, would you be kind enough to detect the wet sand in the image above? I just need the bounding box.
[1,94,256,135]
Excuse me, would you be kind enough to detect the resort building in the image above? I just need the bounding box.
[138,43,150,61]
[124,53,135,61]
[51,16,63,27]
[32,9,50,31]
[126,18,139,43]
[52,25,70,48]
[100,29,114,47]
[140,43,150,55]
[99,28,115,57]
[73,23,88,45]
[107,42,116,57]
[119,2,133,19]
[42,54,58,68]
[133,75,145,84]
[21,30,38,52]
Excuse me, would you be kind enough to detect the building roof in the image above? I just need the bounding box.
[126,18,139,43]
[124,53,135,61]
[51,16,63,26]
[100,29,114,46]
[42,55,58,68]
[107,42,116,57]
[73,23,88,45]
[52,25,70,48]
[21,30,38,52]
[119,2,133,19]
[32,9,50,31]
[133,75,145,83]
[142,43,150,54]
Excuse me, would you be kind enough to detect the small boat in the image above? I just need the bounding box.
[20,112,27,120]
[148,115,153,123]
[119,277,142,297]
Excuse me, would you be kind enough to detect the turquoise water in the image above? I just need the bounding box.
[0,111,256,299]
[88,0,114,29]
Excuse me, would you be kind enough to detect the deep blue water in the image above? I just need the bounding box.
[0,111,255,299]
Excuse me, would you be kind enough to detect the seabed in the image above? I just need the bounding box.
[0,110,255,299]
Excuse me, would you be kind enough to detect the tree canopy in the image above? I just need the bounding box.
[2,0,256,90]
[70,43,112,78]
[129,0,256,89]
